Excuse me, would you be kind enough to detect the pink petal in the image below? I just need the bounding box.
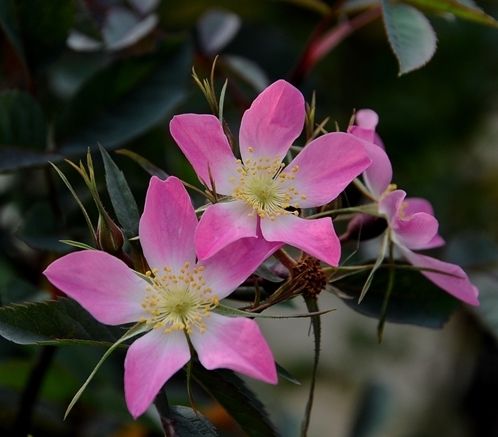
[284,132,371,208]
[378,189,406,222]
[43,250,147,325]
[170,114,238,194]
[239,80,304,163]
[424,234,445,250]
[392,212,440,251]
[140,176,197,272]
[400,247,479,306]
[356,109,379,130]
[348,109,391,197]
[124,329,190,418]
[190,313,277,384]
[403,197,445,249]
[261,215,340,266]
[195,201,257,260]
[404,197,435,216]
[201,234,281,299]
[362,141,392,198]
[348,109,379,143]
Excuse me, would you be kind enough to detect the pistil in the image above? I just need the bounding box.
[231,150,305,220]
[141,262,218,334]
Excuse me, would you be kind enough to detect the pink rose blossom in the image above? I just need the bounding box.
[350,110,479,306]
[170,80,371,266]
[44,176,279,418]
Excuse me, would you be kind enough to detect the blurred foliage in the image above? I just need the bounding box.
[1,0,498,435]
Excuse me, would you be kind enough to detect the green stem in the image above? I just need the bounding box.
[307,204,379,220]
[377,242,395,343]
[300,296,321,437]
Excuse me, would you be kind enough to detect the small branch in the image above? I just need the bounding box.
[289,6,381,85]
[273,249,298,271]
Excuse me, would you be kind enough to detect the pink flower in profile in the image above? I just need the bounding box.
[170,80,371,266]
[350,110,479,306]
[43,176,278,418]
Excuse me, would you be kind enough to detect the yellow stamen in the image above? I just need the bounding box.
[141,261,218,334]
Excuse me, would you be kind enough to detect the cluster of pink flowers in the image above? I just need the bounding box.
[43,80,479,418]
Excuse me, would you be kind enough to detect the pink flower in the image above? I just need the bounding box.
[43,176,279,418]
[350,110,479,306]
[170,80,371,266]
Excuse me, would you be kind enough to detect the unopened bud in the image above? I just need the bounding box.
[96,213,125,253]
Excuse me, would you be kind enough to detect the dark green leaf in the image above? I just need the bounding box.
[381,0,437,75]
[56,41,191,154]
[0,148,61,173]
[334,262,459,328]
[191,365,278,437]
[404,0,498,28]
[276,363,301,385]
[0,90,47,149]
[0,298,124,346]
[161,406,219,436]
[99,145,140,238]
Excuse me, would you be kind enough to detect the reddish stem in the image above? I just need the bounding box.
[289,6,382,85]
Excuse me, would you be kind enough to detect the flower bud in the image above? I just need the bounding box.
[96,212,125,253]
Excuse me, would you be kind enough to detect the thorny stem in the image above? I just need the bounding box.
[289,5,381,85]
[300,296,321,436]
[12,346,57,437]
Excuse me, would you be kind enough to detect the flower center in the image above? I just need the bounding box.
[231,148,306,220]
[141,262,218,334]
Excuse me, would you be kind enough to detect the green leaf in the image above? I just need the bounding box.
[98,145,140,239]
[65,322,148,419]
[160,405,219,436]
[0,298,124,346]
[381,0,437,75]
[116,149,168,179]
[0,0,25,62]
[276,363,301,385]
[60,240,95,251]
[215,304,335,319]
[0,90,47,150]
[404,0,498,28]
[191,365,278,437]
[55,41,191,154]
[50,162,96,243]
[334,262,459,328]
